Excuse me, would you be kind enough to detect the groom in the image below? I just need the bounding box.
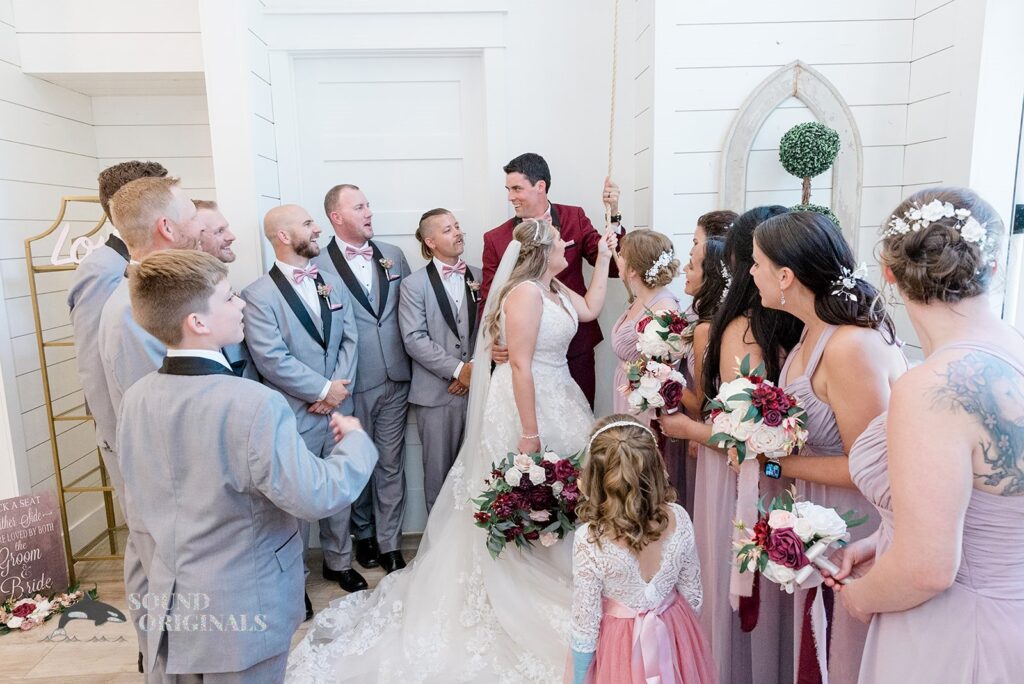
[480,153,624,407]
[399,208,481,512]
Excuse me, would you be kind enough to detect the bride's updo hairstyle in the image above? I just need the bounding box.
[881,186,1004,304]
[619,229,679,288]
[484,218,566,343]
[754,211,896,342]
[578,414,676,552]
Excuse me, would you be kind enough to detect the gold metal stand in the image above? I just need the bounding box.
[23,196,124,584]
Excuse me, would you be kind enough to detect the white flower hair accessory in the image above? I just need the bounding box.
[719,261,732,303]
[644,250,674,285]
[830,262,867,302]
[884,199,993,263]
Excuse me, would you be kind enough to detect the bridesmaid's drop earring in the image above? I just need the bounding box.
[780,291,786,307]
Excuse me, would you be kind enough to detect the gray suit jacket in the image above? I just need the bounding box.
[241,267,358,455]
[67,238,128,482]
[117,356,377,674]
[313,237,411,393]
[97,278,164,420]
[399,262,482,407]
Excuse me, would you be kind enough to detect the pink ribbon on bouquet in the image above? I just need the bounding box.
[604,593,679,684]
[729,458,760,608]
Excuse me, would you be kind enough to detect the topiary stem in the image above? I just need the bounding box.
[801,177,811,205]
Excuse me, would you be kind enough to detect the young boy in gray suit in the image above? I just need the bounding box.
[117,250,377,683]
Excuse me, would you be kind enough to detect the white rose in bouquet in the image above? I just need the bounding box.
[767,509,796,529]
[717,377,756,412]
[542,450,560,463]
[792,517,816,542]
[711,410,741,443]
[638,375,666,408]
[748,424,790,458]
[504,467,524,488]
[638,322,674,359]
[793,501,849,542]
[761,561,797,592]
[528,464,546,485]
[514,453,534,472]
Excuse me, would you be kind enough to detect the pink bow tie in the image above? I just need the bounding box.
[345,245,374,260]
[292,264,318,284]
[442,261,467,279]
[541,211,552,224]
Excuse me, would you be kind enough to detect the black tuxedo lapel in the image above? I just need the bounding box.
[106,234,130,262]
[314,273,332,345]
[426,261,460,338]
[369,241,390,319]
[268,265,326,349]
[159,356,236,377]
[327,239,377,319]
[464,269,477,334]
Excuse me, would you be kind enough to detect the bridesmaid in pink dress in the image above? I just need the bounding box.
[611,229,682,422]
[831,187,1024,682]
[661,206,802,684]
[749,211,906,684]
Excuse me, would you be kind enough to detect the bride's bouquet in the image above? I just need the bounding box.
[621,357,686,414]
[707,355,808,468]
[734,488,868,593]
[635,308,689,363]
[472,449,583,559]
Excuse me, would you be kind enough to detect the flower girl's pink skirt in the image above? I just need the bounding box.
[566,590,717,684]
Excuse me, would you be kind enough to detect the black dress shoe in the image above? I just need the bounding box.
[323,563,368,592]
[304,592,314,621]
[379,550,406,574]
[138,651,144,674]
[354,537,381,568]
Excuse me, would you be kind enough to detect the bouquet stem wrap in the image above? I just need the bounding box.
[729,459,761,607]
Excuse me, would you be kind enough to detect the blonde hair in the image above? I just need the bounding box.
[129,250,228,346]
[484,218,567,343]
[192,199,218,211]
[619,229,679,288]
[577,414,676,551]
[109,176,182,254]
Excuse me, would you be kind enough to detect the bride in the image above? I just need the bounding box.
[286,218,616,683]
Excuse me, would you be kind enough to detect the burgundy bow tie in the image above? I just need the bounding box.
[345,245,374,260]
[292,264,318,284]
[442,261,467,279]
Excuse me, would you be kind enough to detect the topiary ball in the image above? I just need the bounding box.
[779,122,840,179]
[791,203,841,228]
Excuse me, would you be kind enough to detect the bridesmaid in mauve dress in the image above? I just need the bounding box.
[661,207,802,684]
[748,211,906,684]
[833,187,1024,682]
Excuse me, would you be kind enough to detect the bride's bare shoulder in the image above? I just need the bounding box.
[504,280,544,309]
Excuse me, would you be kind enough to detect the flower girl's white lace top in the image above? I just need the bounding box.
[570,503,703,652]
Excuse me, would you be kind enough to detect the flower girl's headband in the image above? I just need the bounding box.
[587,420,658,451]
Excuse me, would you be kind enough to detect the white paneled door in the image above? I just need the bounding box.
[291,53,487,262]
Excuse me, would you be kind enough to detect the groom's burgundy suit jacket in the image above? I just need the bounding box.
[479,202,622,360]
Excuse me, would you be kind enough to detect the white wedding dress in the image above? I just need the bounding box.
[286,246,595,683]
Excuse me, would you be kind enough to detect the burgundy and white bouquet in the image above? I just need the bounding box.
[708,355,808,466]
[0,586,93,634]
[621,357,686,414]
[473,449,583,559]
[635,308,689,363]
[734,488,867,593]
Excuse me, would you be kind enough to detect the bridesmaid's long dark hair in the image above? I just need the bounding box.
[754,211,896,342]
[702,206,802,409]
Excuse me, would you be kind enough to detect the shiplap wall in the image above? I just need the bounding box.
[249,0,280,262]
[92,95,216,202]
[0,2,107,540]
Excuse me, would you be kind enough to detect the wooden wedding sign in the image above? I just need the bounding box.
[0,492,69,602]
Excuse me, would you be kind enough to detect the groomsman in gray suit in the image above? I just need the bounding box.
[118,249,377,682]
[67,161,167,508]
[95,175,204,673]
[314,184,411,574]
[400,209,481,511]
[241,204,367,593]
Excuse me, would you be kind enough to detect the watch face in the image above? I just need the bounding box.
[764,461,782,479]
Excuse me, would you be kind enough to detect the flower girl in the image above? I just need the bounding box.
[567,415,716,684]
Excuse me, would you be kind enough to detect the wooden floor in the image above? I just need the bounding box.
[3,537,421,683]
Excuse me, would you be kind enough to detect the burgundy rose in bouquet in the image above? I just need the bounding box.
[473,448,583,559]
[620,357,687,414]
[0,587,93,635]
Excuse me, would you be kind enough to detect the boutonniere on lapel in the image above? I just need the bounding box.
[317,282,342,310]
[379,257,401,282]
[467,280,481,303]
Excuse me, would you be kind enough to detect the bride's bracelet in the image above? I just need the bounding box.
[520,433,540,440]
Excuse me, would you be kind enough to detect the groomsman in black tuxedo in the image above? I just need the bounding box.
[241,204,366,595]
[399,209,481,511]
[314,184,412,574]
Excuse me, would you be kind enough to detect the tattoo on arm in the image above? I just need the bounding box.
[933,352,1024,495]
